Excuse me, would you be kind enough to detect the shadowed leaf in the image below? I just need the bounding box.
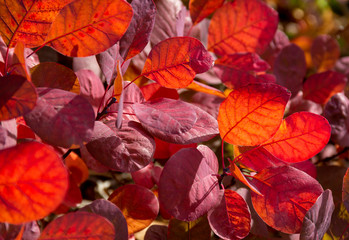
[189,0,224,25]
[311,35,340,72]
[168,216,211,240]
[144,225,168,240]
[343,168,349,212]
[0,142,68,224]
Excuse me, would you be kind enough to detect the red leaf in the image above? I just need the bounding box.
[208,190,251,240]
[24,88,95,148]
[108,184,159,234]
[45,0,133,57]
[300,189,334,240]
[274,44,306,96]
[131,162,156,189]
[0,142,68,224]
[218,83,290,146]
[39,212,115,240]
[311,35,340,72]
[0,75,37,121]
[208,0,278,56]
[142,37,213,88]
[158,146,224,221]
[141,83,179,101]
[132,98,218,144]
[189,0,224,25]
[119,0,156,61]
[251,165,323,234]
[261,112,331,163]
[303,70,347,104]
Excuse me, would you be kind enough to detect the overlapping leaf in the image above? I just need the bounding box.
[141,83,179,101]
[311,35,340,72]
[45,0,133,57]
[0,142,68,224]
[132,98,218,144]
[108,184,159,234]
[261,112,331,163]
[229,160,261,195]
[0,75,37,121]
[24,88,95,148]
[0,0,74,47]
[208,0,278,56]
[189,0,224,25]
[303,70,347,104]
[39,212,115,240]
[251,165,323,234]
[218,83,290,146]
[142,37,214,88]
[208,190,251,240]
[158,146,224,221]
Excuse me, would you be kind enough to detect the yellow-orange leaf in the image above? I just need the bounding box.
[187,80,225,98]
[114,60,123,101]
[45,0,133,57]
[0,0,74,48]
[217,83,290,146]
[229,160,261,195]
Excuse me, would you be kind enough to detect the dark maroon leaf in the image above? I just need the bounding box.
[80,144,109,173]
[132,98,218,144]
[80,199,128,240]
[119,0,156,61]
[158,145,224,221]
[300,189,334,240]
[0,221,40,240]
[24,88,95,148]
[144,225,167,240]
[292,160,317,179]
[86,120,155,172]
[274,44,306,96]
[311,35,340,72]
[343,167,349,212]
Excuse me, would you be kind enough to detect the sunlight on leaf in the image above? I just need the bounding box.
[189,0,224,25]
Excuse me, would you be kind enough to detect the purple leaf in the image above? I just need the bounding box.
[131,162,155,189]
[80,144,109,173]
[311,35,340,72]
[119,0,156,61]
[274,44,306,96]
[0,221,40,240]
[188,91,224,118]
[144,225,167,240]
[24,88,95,148]
[286,91,323,115]
[96,43,123,84]
[335,56,349,78]
[300,189,335,240]
[132,98,218,144]
[80,199,128,240]
[86,120,155,172]
[0,119,17,150]
[158,145,224,221]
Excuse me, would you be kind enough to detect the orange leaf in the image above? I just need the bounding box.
[189,0,224,25]
[217,83,290,146]
[9,42,31,81]
[261,112,331,163]
[0,0,74,48]
[113,60,123,102]
[311,35,340,72]
[187,80,225,98]
[0,75,37,121]
[0,142,68,224]
[45,0,133,57]
[208,0,278,56]
[142,37,214,89]
[64,151,89,185]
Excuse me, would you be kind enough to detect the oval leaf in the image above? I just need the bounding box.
[261,112,331,163]
[311,35,340,72]
[218,83,290,146]
[39,212,115,240]
[189,0,224,25]
[142,37,213,89]
[45,0,133,57]
[158,145,224,221]
[24,88,95,148]
[208,189,251,240]
[208,0,278,56]
[108,184,159,234]
[251,165,323,234]
[0,142,68,224]
[0,75,37,121]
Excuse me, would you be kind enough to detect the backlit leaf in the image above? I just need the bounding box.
[39,212,115,240]
[0,0,73,47]
[141,83,179,101]
[132,98,218,144]
[168,216,211,240]
[0,75,37,121]
[311,35,340,72]
[208,190,251,240]
[303,70,347,104]
[229,160,261,195]
[31,62,80,94]
[142,37,214,88]
[261,112,331,163]
[45,0,133,57]
[208,0,278,56]
[187,80,226,98]
[218,83,290,146]
[251,165,323,234]
[108,184,159,234]
[0,142,68,224]
[114,61,123,102]
[119,0,156,61]
[8,41,31,80]
[300,189,334,240]
[158,146,224,221]
[189,0,224,25]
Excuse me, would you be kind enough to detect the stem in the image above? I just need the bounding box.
[315,147,349,165]
[26,44,46,59]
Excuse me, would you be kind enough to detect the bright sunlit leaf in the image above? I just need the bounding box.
[218,83,290,146]
[229,160,261,195]
[189,0,224,25]
[0,141,68,224]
